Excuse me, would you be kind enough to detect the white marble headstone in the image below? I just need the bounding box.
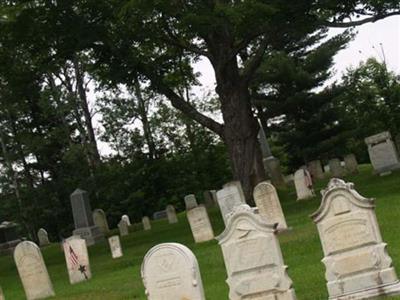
[142,216,151,231]
[14,241,55,300]
[63,236,91,284]
[184,194,198,210]
[217,185,245,225]
[121,214,131,226]
[294,169,314,200]
[187,205,214,243]
[166,205,178,224]
[141,243,205,300]
[253,181,288,231]
[118,219,129,236]
[216,205,296,300]
[108,236,123,259]
[223,181,246,203]
[311,179,400,299]
[37,228,50,247]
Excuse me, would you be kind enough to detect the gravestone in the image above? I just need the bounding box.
[118,219,129,236]
[307,160,324,180]
[223,181,246,203]
[0,221,20,254]
[329,158,345,178]
[187,205,214,243]
[92,209,109,235]
[142,216,151,231]
[311,179,400,299]
[14,241,55,300]
[0,286,3,300]
[217,185,245,225]
[166,205,178,224]
[294,169,314,200]
[121,214,131,226]
[203,190,216,207]
[70,189,104,246]
[37,228,50,247]
[141,243,206,300]
[216,205,296,300]
[152,210,167,220]
[344,153,359,174]
[63,236,91,284]
[263,156,286,187]
[253,181,288,231]
[184,194,198,210]
[284,174,294,185]
[108,236,123,259]
[365,131,400,175]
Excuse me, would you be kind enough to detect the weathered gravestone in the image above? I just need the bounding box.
[294,169,314,200]
[63,236,91,284]
[203,190,216,208]
[37,228,50,247]
[216,204,296,300]
[121,214,131,226]
[307,160,324,180]
[141,243,206,300]
[311,178,400,300]
[166,205,178,224]
[92,209,109,235]
[0,286,4,300]
[152,210,167,220]
[344,153,359,174]
[187,205,214,243]
[118,219,129,236]
[14,241,55,300]
[108,235,123,259]
[263,156,286,187]
[184,194,198,210]
[70,189,104,246]
[365,131,400,175]
[217,185,246,225]
[329,158,345,178]
[253,181,288,231]
[0,221,20,254]
[223,181,246,203]
[142,216,151,231]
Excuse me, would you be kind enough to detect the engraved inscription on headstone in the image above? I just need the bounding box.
[216,205,296,300]
[187,205,214,243]
[217,185,245,225]
[14,241,55,300]
[294,169,314,200]
[166,205,178,224]
[184,194,198,210]
[253,181,288,231]
[118,219,129,236]
[37,228,50,247]
[311,179,400,299]
[63,236,92,284]
[141,243,206,300]
[92,209,109,235]
[108,236,123,259]
[142,216,151,231]
[223,181,246,203]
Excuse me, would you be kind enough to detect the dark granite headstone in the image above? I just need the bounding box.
[152,210,167,220]
[0,222,21,254]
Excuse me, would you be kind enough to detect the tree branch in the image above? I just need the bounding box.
[241,35,269,82]
[324,11,400,28]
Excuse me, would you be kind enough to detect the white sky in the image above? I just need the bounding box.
[97,16,400,155]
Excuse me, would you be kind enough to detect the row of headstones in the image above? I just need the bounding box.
[141,178,400,299]
[307,154,359,181]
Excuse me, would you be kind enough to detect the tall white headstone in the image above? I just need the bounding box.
[311,179,400,299]
[166,205,178,224]
[217,185,245,225]
[294,169,314,200]
[121,214,131,226]
[216,205,296,300]
[37,228,50,247]
[187,205,214,243]
[184,194,198,210]
[14,241,55,300]
[118,219,129,236]
[253,181,288,231]
[63,236,91,284]
[108,235,123,259]
[223,181,246,203]
[142,216,151,231]
[141,243,206,300]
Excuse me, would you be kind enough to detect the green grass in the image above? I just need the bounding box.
[1,165,400,299]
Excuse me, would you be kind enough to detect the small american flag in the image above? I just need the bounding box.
[69,246,79,267]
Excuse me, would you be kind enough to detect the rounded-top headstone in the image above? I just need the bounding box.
[92,209,109,234]
[37,228,50,247]
[121,214,131,226]
[184,194,198,210]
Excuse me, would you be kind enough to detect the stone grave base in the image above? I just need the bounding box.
[330,281,400,300]
[0,239,20,254]
[374,163,400,175]
[73,226,104,246]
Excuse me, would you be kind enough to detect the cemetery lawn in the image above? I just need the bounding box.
[1,165,400,300]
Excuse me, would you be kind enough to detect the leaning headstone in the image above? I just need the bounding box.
[37,228,50,247]
[142,216,151,231]
[217,185,245,225]
[223,181,246,203]
[63,236,91,284]
[141,243,206,300]
[216,205,296,300]
[307,160,324,180]
[70,189,104,246]
[166,205,178,224]
[253,181,288,231]
[14,241,55,300]
[187,205,214,243]
[0,286,4,300]
[118,219,129,236]
[294,169,314,200]
[92,209,109,235]
[311,179,400,299]
[108,236,123,259]
[121,214,131,226]
[365,131,400,175]
[344,153,359,174]
[184,194,198,210]
[329,158,345,178]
